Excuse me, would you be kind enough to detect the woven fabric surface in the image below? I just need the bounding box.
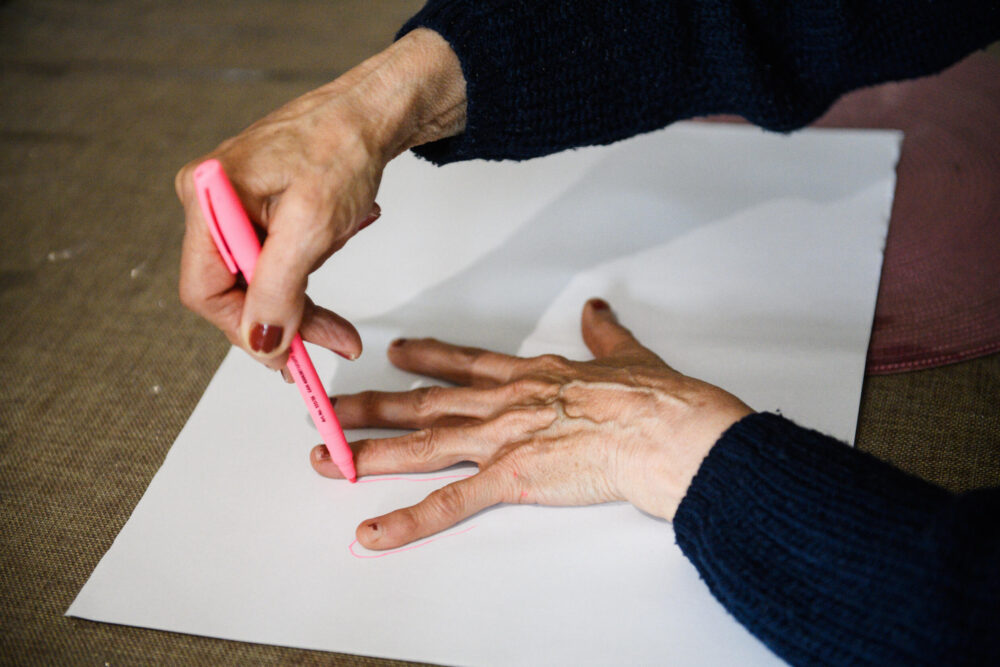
[1,2,432,665]
[1,2,997,665]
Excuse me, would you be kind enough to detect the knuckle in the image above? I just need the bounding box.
[298,219,338,254]
[412,386,442,420]
[462,347,487,371]
[405,429,439,463]
[493,408,529,431]
[497,405,555,432]
[533,353,572,375]
[177,278,201,313]
[278,187,339,244]
[174,164,194,201]
[358,390,384,419]
[508,377,558,402]
[426,484,466,519]
[624,365,659,385]
[492,458,528,497]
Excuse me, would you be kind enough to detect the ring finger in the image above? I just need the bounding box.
[332,379,557,430]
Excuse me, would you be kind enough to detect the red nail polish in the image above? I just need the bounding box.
[249,323,283,354]
[358,207,381,231]
[367,522,379,532]
[590,298,610,311]
[316,445,330,461]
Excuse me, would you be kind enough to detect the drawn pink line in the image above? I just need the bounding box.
[348,525,478,559]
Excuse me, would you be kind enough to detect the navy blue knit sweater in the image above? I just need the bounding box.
[681,413,1000,665]
[399,3,1000,664]
[401,1,999,163]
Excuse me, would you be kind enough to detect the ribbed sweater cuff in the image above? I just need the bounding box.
[396,1,515,164]
[395,0,725,164]
[674,412,956,665]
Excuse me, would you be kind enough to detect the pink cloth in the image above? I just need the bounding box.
[815,52,1000,374]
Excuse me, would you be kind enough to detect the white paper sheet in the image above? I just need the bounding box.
[69,123,901,666]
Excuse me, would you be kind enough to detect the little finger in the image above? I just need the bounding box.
[356,469,511,550]
[388,337,522,387]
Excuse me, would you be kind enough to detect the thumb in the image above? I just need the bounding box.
[239,185,359,365]
[580,298,657,361]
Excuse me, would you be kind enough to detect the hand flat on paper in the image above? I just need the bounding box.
[69,123,900,666]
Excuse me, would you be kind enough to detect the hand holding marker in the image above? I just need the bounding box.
[193,159,357,483]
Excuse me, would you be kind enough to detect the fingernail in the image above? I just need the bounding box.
[590,298,610,311]
[315,445,330,461]
[367,521,379,534]
[249,323,283,354]
[335,349,359,361]
[280,368,294,383]
[391,338,406,348]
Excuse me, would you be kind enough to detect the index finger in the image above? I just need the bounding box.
[176,165,245,347]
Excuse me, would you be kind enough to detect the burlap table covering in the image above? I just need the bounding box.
[2,2,998,664]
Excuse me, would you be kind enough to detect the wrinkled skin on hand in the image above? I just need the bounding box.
[311,299,753,550]
[174,29,466,370]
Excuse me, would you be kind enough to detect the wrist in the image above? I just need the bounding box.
[335,28,467,164]
[622,394,753,522]
[388,28,468,155]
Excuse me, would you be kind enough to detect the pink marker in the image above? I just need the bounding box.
[192,159,357,483]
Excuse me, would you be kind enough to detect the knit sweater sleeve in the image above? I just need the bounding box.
[398,1,1000,163]
[674,412,1000,666]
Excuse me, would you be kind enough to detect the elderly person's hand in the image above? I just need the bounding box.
[311,299,754,550]
[174,29,466,370]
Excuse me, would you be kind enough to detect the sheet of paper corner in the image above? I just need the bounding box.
[69,122,901,666]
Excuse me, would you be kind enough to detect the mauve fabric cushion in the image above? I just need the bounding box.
[815,52,1000,374]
